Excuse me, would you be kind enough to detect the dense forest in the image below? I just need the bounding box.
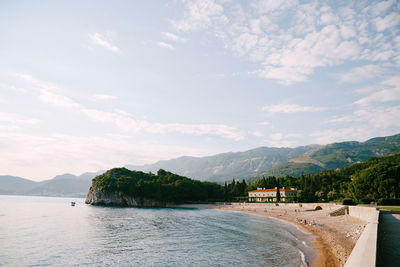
[92,168,223,203]
[228,152,400,204]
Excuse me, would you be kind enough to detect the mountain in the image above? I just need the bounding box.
[126,145,321,182]
[0,171,103,197]
[261,133,400,178]
[0,175,40,195]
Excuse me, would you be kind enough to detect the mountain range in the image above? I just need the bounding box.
[1,133,399,197]
[0,171,103,198]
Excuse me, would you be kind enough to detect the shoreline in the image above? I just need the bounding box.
[179,203,366,267]
[227,208,317,266]
[219,207,321,267]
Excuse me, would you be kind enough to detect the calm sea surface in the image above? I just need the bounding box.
[0,195,315,266]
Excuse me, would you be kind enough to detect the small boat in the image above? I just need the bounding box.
[71,201,76,206]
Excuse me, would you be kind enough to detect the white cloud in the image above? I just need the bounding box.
[92,94,118,101]
[250,130,264,137]
[157,42,175,50]
[262,104,326,113]
[374,12,400,32]
[353,75,400,105]
[311,126,375,144]
[0,112,40,125]
[88,32,120,53]
[270,133,283,140]
[14,73,243,141]
[254,0,298,15]
[172,0,226,32]
[39,89,81,109]
[338,64,383,83]
[326,105,400,135]
[257,121,271,126]
[162,32,188,42]
[172,1,400,84]
[81,108,244,140]
[370,0,395,16]
[263,132,299,147]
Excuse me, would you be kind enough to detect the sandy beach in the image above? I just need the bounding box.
[213,203,367,267]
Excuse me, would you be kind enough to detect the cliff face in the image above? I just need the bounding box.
[85,185,172,207]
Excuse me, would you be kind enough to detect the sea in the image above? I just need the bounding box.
[0,195,315,266]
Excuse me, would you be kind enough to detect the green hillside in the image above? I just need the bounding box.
[258,133,400,178]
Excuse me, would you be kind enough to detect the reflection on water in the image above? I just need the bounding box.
[0,195,314,266]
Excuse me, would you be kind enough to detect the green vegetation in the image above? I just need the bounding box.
[249,152,400,204]
[258,134,400,178]
[92,168,223,203]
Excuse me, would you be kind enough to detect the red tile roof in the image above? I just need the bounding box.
[249,188,297,192]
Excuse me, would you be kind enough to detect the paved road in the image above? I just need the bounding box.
[376,212,400,267]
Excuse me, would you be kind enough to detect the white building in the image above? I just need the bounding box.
[248,187,297,202]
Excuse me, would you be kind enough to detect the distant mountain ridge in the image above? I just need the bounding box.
[127,133,400,182]
[126,145,322,182]
[0,171,103,197]
[1,133,399,196]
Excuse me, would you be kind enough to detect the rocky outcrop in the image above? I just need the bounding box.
[85,185,172,207]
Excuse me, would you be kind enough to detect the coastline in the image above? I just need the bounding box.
[178,203,366,267]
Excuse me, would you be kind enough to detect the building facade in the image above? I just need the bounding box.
[248,187,297,202]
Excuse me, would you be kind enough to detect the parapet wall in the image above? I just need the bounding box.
[344,206,379,267]
[348,206,379,223]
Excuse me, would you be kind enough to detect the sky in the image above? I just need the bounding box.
[1,0,399,181]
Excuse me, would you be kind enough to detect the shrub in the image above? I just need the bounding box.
[315,205,322,210]
[377,198,400,206]
[342,198,355,205]
[359,198,374,204]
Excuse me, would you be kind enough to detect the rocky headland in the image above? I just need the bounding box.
[85,184,171,207]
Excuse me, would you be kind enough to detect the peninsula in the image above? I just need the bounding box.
[85,168,223,207]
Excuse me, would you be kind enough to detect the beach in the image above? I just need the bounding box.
[214,203,367,267]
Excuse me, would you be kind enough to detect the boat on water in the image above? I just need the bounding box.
[71,201,76,206]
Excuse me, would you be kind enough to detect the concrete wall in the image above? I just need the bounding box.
[344,207,379,267]
[228,202,343,211]
[348,206,379,223]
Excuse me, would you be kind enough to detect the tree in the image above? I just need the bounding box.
[276,186,280,203]
[224,182,228,201]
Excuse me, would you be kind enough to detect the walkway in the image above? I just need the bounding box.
[377,212,400,267]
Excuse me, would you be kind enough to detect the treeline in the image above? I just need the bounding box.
[224,179,247,201]
[249,152,400,203]
[92,168,223,203]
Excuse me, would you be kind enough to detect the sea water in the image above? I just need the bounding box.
[0,195,315,266]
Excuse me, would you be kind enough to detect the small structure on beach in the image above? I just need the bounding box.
[248,187,297,202]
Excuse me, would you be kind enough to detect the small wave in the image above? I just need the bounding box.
[302,240,309,248]
[298,249,308,267]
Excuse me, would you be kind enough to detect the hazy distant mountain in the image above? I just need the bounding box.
[126,145,322,182]
[261,133,400,178]
[0,171,103,197]
[0,175,40,195]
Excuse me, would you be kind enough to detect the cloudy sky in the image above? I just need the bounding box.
[1,0,399,180]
